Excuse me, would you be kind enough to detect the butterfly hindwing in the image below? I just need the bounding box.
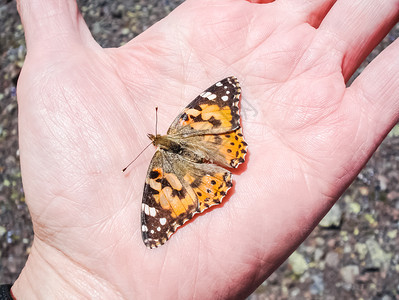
[177,127,248,168]
[141,150,232,249]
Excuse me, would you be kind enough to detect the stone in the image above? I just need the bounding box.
[376,175,388,191]
[340,265,359,284]
[319,204,342,228]
[387,229,397,239]
[121,27,130,35]
[288,251,308,276]
[366,238,392,270]
[364,213,377,227]
[348,202,361,214]
[355,243,368,260]
[388,124,399,137]
[0,226,6,236]
[325,251,339,268]
[314,248,324,262]
[91,22,102,35]
[353,227,359,235]
[343,244,352,254]
[309,274,324,295]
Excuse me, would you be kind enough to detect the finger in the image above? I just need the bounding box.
[348,38,399,147]
[318,0,399,81]
[281,0,337,28]
[16,0,96,52]
[243,0,337,29]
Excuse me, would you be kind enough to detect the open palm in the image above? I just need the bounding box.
[14,0,399,298]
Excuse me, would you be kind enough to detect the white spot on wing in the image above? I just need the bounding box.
[144,204,150,215]
[149,207,156,217]
[207,93,217,100]
[160,218,167,225]
[201,91,211,98]
[216,82,222,87]
[157,227,161,231]
[221,95,229,101]
[142,225,148,232]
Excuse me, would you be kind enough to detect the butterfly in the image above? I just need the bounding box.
[141,76,248,248]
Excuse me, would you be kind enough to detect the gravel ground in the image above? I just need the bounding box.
[1,1,398,298]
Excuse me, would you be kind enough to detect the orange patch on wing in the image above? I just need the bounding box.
[180,193,195,210]
[218,128,247,167]
[189,121,213,130]
[178,108,201,127]
[158,187,173,213]
[193,172,232,212]
[165,173,182,190]
[168,192,189,216]
[200,104,232,127]
[147,167,163,191]
[185,108,201,117]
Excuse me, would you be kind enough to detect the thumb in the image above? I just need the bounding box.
[17,0,97,53]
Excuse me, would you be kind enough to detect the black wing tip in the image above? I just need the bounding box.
[224,75,238,81]
[142,228,168,249]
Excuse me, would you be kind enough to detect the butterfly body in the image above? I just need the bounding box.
[141,77,247,249]
[148,133,183,154]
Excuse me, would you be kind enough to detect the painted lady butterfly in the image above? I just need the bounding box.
[141,76,248,248]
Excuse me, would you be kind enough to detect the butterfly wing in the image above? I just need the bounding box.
[167,76,242,136]
[166,76,248,168]
[178,127,248,168]
[141,150,232,249]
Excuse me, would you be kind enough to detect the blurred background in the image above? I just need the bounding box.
[0,0,398,298]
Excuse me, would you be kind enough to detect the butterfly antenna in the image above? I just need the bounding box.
[122,141,153,172]
[155,106,158,136]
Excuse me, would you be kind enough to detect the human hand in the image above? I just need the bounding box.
[13,0,399,298]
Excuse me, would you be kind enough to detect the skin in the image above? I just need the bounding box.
[13,0,399,298]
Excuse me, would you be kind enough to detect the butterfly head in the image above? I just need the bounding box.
[148,133,166,147]
[147,133,159,144]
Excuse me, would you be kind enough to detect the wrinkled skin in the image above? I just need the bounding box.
[14,0,399,298]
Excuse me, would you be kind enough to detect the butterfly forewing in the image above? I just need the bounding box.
[167,77,242,136]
